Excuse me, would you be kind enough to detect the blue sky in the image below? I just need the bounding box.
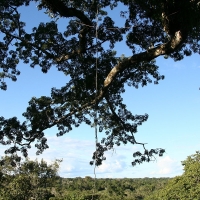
[0,2,200,178]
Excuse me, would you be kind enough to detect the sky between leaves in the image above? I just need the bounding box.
[0,2,200,178]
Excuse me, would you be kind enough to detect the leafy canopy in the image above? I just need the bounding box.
[0,0,200,166]
[146,151,200,200]
[0,155,61,200]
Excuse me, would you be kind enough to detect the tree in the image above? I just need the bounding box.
[146,151,200,200]
[0,155,61,200]
[0,0,199,166]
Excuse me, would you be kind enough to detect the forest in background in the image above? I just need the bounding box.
[0,155,171,200]
[49,176,170,200]
[1,151,200,200]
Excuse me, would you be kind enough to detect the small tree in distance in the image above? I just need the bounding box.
[0,0,200,166]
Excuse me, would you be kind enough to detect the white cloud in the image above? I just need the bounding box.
[41,138,138,178]
[150,156,183,177]
[97,155,127,174]
[1,135,182,178]
[26,136,133,178]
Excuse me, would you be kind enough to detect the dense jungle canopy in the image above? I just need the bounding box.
[0,0,200,166]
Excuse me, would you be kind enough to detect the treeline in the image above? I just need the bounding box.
[1,151,200,199]
[51,177,170,200]
[0,155,170,199]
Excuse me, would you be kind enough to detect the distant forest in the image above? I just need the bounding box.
[0,156,170,199]
[49,177,170,200]
[1,151,200,199]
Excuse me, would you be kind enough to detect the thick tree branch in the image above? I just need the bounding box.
[42,0,92,26]
[41,0,93,60]
[85,30,185,107]
[55,31,185,115]
[103,30,184,89]
[1,30,185,137]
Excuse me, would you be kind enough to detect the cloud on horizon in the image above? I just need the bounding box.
[150,155,183,177]
[0,135,184,178]
[0,135,140,178]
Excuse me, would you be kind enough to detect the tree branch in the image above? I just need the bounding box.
[42,0,92,26]
[41,0,94,58]
[103,30,184,89]
[87,30,186,110]
[105,95,146,146]
[1,30,80,62]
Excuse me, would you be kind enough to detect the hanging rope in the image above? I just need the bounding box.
[92,6,99,200]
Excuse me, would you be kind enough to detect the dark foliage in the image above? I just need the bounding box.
[0,0,200,166]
